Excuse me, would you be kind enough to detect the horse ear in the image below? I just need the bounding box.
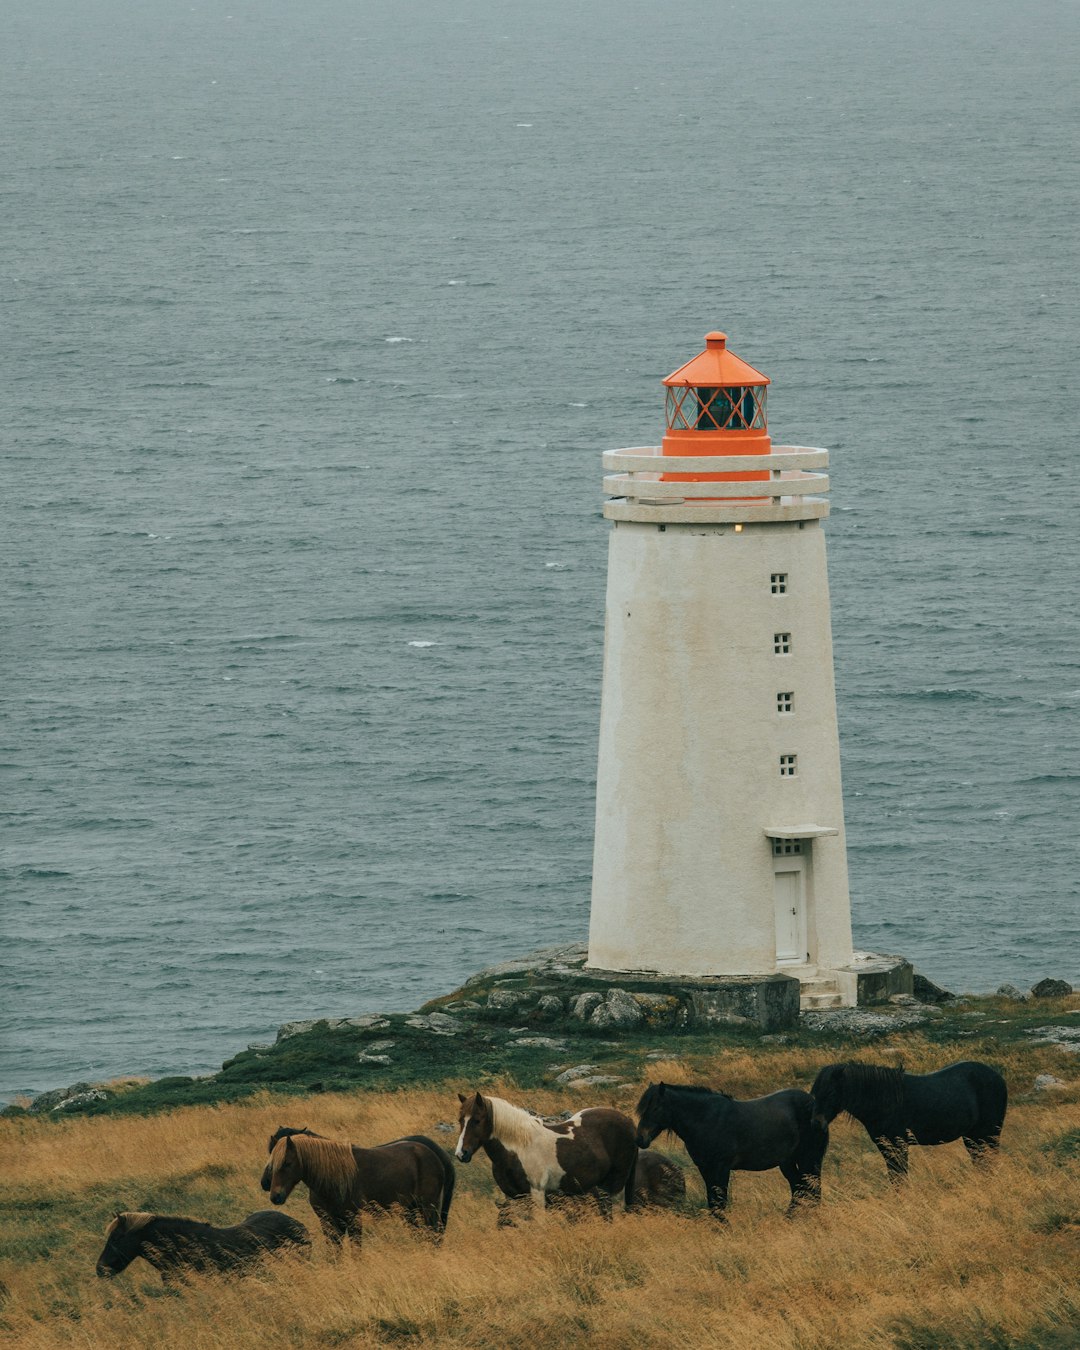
[458,1093,466,1103]
[657,1082,666,1096]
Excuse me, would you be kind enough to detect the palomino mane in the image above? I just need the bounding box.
[273,1134,357,1206]
[106,1211,155,1237]
[486,1095,556,1151]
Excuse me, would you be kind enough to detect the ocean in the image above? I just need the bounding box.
[3,0,1079,1101]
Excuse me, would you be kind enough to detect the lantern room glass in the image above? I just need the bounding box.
[665,385,767,431]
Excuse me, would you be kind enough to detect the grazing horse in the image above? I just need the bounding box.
[455,1090,637,1218]
[266,1131,455,1245]
[635,1082,828,1220]
[810,1060,1007,1182]
[96,1210,309,1282]
[631,1149,687,1209]
[259,1125,454,1218]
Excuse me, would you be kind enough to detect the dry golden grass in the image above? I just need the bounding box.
[2,1073,1079,1349]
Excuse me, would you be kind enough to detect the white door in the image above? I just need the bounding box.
[774,867,804,963]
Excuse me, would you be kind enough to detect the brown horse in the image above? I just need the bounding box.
[266,1132,454,1246]
[96,1210,309,1282]
[631,1149,687,1209]
[455,1090,637,1219]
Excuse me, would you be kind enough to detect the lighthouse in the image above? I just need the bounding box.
[587,331,861,1007]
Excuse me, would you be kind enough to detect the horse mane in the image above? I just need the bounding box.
[486,1096,555,1151]
[840,1063,905,1116]
[663,1083,733,1101]
[275,1134,358,1207]
[106,1211,154,1236]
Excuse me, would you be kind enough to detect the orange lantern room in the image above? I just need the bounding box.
[661,331,771,486]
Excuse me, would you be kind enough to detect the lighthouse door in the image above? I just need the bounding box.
[773,863,806,964]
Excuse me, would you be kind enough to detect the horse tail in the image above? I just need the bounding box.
[399,1135,456,1231]
[802,1092,830,1166]
[624,1148,638,1212]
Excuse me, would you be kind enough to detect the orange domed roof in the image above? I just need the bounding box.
[662,332,770,388]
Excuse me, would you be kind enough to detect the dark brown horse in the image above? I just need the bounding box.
[631,1149,687,1209]
[455,1090,637,1219]
[810,1060,1007,1182]
[96,1210,309,1282]
[265,1131,454,1245]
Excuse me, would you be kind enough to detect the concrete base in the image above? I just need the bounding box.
[565,965,801,1032]
[836,952,914,1007]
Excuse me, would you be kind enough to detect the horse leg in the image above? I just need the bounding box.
[702,1166,731,1222]
[963,1134,1000,1170]
[780,1160,821,1215]
[874,1135,909,1184]
[529,1187,548,1219]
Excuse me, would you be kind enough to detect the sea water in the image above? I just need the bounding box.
[3,0,1079,1100]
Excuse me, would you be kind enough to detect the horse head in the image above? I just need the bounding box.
[261,1126,318,1192]
[96,1212,152,1278]
[267,1136,303,1206]
[455,1090,492,1163]
[634,1082,670,1149]
[809,1063,846,1128]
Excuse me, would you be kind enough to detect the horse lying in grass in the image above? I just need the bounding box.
[495,1145,686,1225]
[455,1090,637,1219]
[635,1081,828,1221]
[96,1210,309,1282]
[810,1060,1007,1182]
[265,1129,454,1246]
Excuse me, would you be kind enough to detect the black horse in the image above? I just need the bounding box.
[809,1060,1007,1182]
[96,1209,310,1282]
[635,1082,828,1220]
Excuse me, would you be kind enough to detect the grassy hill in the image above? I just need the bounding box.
[2,996,1079,1348]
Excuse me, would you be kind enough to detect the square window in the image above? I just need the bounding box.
[777,692,794,713]
[772,837,803,856]
[774,632,791,655]
[771,573,787,594]
[779,754,797,777]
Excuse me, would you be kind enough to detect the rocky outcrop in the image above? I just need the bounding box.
[1030,978,1074,999]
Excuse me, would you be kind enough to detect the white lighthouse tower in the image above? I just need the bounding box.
[588,331,859,1006]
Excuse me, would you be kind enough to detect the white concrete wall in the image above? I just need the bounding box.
[588,517,854,977]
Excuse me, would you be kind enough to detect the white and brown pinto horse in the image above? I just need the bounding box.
[455,1090,637,1219]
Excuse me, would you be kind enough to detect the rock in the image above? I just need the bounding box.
[365,1040,396,1052]
[889,994,919,1007]
[536,995,564,1017]
[760,1034,791,1044]
[29,1083,93,1114]
[53,1089,108,1112]
[589,989,645,1031]
[465,943,588,986]
[247,1042,274,1052]
[1034,1074,1066,1090]
[554,1064,600,1085]
[435,1122,455,1133]
[511,1037,568,1050]
[487,989,529,1013]
[646,1051,682,1060]
[1026,1026,1080,1053]
[276,1015,389,1041]
[1031,978,1074,999]
[631,993,681,1026]
[567,1075,621,1089]
[404,1013,459,1036]
[802,1007,932,1036]
[356,1054,391,1066]
[570,992,604,1021]
[996,984,1028,1001]
[913,974,955,1004]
